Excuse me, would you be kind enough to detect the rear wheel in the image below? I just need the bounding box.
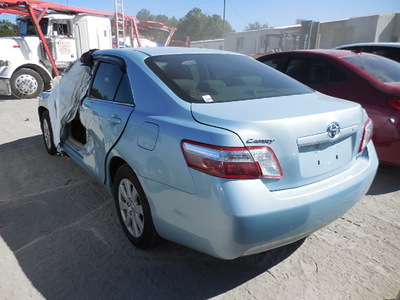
[11,68,44,99]
[40,110,57,155]
[113,164,159,249]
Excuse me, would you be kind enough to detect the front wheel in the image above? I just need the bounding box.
[11,68,44,99]
[40,110,57,155]
[113,164,159,250]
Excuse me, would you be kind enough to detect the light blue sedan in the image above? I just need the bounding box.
[38,47,378,259]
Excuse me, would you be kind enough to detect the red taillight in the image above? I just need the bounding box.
[358,118,373,153]
[13,45,20,48]
[181,140,283,179]
[388,99,400,110]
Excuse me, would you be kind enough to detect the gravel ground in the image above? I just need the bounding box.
[0,97,399,300]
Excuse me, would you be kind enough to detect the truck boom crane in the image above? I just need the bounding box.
[0,0,177,98]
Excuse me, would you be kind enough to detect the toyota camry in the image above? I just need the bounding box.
[38,48,378,259]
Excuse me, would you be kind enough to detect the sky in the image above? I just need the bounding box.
[1,0,399,32]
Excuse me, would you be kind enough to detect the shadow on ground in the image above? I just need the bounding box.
[0,95,19,101]
[0,136,304,299]
[367,164,400,195]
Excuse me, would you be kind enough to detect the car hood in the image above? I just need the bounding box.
[191,92,366,190]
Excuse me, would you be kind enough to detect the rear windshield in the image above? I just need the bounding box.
[342,55,400,83]
[145,54,312,103]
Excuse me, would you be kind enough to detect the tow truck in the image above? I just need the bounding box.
[0,0,177,98]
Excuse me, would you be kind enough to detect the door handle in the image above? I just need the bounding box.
[108,114,121,124]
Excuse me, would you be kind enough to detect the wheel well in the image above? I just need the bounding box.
[38,106,48,120]
[15,64,52,91]
[109,157,129,187]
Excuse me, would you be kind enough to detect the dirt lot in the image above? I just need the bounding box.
[0,97,399,300]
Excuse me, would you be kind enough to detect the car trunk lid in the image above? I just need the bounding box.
[191,92,365,191]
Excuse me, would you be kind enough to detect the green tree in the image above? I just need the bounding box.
[136,9,153,21]
[176,8,207,41]
[135,8,234,42]
[0,19,18,37]
[245,21,268,31]
[204,14,233,39]
[136,9,178,28]
[295,19,307,25]
[176,8,233,41]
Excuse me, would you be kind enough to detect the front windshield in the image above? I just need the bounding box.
[343,54,400,83]
[146,54,312,103]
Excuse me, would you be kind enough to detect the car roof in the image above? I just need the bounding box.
[95,47,242,58]
[259,49,377,59]
[335,42,400,49]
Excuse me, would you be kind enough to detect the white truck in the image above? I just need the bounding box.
[0,0,177,99]
[0,13,114,98]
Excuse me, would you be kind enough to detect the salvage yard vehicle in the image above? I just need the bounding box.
[335,42,400,63]
[257,50,400,166]
[0,0,176,99]
[38,47,378,259]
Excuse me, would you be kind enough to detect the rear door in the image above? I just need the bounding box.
[80,56,135,182]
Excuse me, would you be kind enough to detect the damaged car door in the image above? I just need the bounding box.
[73,56,134,182]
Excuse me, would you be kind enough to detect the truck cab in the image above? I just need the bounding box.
[0,14,112,98]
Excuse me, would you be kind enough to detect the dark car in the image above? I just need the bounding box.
[335,42,400,63]
[257,49,400,166]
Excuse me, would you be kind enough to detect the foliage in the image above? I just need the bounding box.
[137,9,179,29]
[136,7,234,42]
[0,19,18,36]
[2,7,237,42]
[295,19,307,25]
[244,21,268,31]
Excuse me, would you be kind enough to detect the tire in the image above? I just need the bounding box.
[11,68,44,99]
[40,110,57,155]
[113,164,159,250]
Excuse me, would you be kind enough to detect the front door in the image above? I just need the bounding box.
[79,57,135,182]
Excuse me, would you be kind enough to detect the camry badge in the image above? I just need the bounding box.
[246,138,275,145]
[327,122,340,138]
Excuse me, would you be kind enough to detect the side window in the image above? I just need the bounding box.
[329,63,347,83]
[114,73,134,104]
[261,57,282,69]
[90,61,134,104]
[51,21,71,36]
[90,62,124,100]
[285,57,326,85]
[387,48,400,62]
[370,47,400,62]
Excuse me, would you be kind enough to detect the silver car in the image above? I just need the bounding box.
[38,47,378,259]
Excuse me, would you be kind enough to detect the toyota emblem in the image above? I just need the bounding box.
[327,122,340,138]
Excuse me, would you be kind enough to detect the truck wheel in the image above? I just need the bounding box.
[11,68,44,99]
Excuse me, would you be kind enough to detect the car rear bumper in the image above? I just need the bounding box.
[141,143,378,259]
[374,116,400,165]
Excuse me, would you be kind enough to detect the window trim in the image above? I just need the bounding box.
[87,55,134,106]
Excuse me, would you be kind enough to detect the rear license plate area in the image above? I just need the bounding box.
[298,136,353,177]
